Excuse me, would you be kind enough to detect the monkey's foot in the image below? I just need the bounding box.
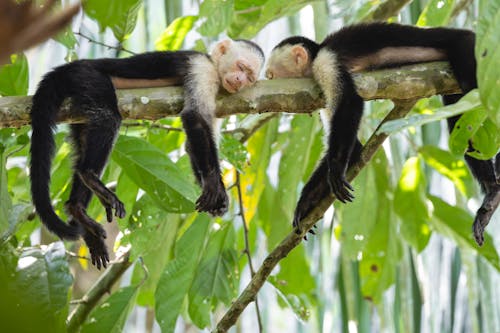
[196,177,228,216]
[66,203,107,240]
[327,160,354,203]
[78,170,126,222]
[473,187,500,246]
[82,231,109,270]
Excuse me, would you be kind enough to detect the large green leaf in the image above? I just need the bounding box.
[112,135,198,213]
[0,54,28,96]
[271,246,316,320]
[198,0,234,36]
[394,157,431,251]
[127,196,180,306]
[155,16,198,51]
[83,0,142,42]
[269,115,321,246]
[188,223,239,328]
[476,0,500,127]
[220,134,248,173]
[336,162,378,259]
[416,0,454,26]
[229,0,313,38]
[359,182,400,303]
[378,90,480,135]
[419,146,474,196]
[155,214,211,333]
[429,196,500,271]
[3,242,72,333]
[81,286,139,333]
[448,104,500,159]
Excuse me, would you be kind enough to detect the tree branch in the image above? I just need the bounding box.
[67,251,132,332]
[0,62,459,128]
[213,99,418,332]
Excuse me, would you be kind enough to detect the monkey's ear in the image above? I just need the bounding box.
[291,45,308,67]
[214,40,232,55]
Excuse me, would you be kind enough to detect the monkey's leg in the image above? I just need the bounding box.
[445,96,499,245]
[293,140,362,231]
[181,108,228,216]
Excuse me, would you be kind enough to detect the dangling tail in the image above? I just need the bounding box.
[30,67,81,240]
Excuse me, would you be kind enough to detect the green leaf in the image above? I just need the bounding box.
[429,196,500,271]
[198,0,234,36]
[269,115,321,246]
[9,242,72,333]
[188,223,239,328]
[155,214,211,333]
[230,0,313,38]
[448,104,499,159]
[155,16,198,51]
[81,286,139,333]
[83,0,142,42]
[476,0,500,127]
[394,157,431,251]
[53,25,78,50]
[112,135,198,213]
[336,162,378,259]
[271,246,315,320]
[0,150,11,234]
[220,134,248,173]
[419,146,474,196]
[379,90,480,135]
[416,0,455,26]
[348,150,401,303]
[0,54,29,96]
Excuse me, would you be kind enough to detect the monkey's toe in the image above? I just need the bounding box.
[83,231,110,269]
[195,187,228,216]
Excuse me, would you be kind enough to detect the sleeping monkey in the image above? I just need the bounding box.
[30,39,264,268]
[266,22,499,245]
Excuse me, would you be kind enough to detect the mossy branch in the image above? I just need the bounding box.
[0,62,458,128]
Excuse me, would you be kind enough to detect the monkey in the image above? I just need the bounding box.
[265,22,499,245]
[30,39,264,268]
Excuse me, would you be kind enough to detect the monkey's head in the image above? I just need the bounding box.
[265,36,319,79]
[211,39,264,93]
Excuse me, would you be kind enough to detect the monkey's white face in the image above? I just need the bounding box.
[212,40,263,93]
[265,44,312,79]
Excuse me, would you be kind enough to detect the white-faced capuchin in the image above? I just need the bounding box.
[30,39,264,268]
[266,22,499,245]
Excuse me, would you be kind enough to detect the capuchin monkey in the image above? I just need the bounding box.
[266,22,499,245]
[30,39,264,268]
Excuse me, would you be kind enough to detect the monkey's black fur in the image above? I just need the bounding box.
[276,23,499,245]
[30,43,264,268]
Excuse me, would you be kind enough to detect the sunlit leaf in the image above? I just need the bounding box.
[0,54,29,96]
[220,134,248,172]
[416,0,454,26]
[419,146,474,196]
[155,16,198,51]
[379,90,480,135]
[429,196,500,271]
[476,0,500,127]
[198,0,234,36]
[394,157,431,251]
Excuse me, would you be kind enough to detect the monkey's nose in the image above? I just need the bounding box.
[265,70,274,79]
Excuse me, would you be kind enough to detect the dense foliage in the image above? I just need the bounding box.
[0,0,499,332]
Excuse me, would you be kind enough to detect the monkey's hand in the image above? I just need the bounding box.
[82,230,109,270]
[196,176,229,216]
[327,159,354,203]
[473,184,500,246]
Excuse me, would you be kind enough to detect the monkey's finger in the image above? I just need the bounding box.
[105,206,113,223]
[308,229,316,235]
[343,180,354,192]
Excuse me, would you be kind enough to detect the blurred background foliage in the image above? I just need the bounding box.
[0,0,499,332]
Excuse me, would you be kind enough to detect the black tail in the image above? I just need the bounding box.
[30,67,81,240]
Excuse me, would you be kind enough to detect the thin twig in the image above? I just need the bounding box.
[74,31,136,55]
[235,171,263,333]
